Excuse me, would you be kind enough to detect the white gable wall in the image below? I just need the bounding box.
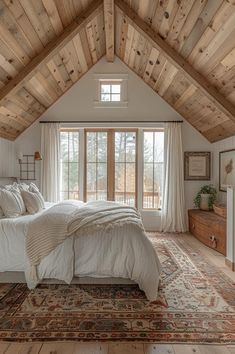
[0,137,15,177]
[3,57,215,230]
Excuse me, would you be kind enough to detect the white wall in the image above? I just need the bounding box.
[182,121,213,213]
[212,136,235,203]
[0,137,15,177]
[6,56,215,229]
[14,122,41,183]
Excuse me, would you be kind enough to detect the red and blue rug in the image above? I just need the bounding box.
[0,234,235,343]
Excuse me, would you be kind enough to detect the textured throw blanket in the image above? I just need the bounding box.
[26,200,143,281]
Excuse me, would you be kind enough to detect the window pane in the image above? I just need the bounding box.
[97,163,107,200]
[60,130,79,201]
[115,162,125,205]
[61,131,69,162]
[86,163,96,201]
[87,132,96,162]
[115,162,125,192]
[86,131,108,201]
[61,162,69,199]
[126,133,136,162]
[154,131,164,162]
[144,132,153,162]
[97,132,107,162]
[114,131,136,206]
[69,163,79,198]
[115,132,125,162]
[101,93,110,101]
[101,84,111,93]
[69,131,79,162]
[111,84,121,93]
[143,131,164,209]
[154,162,163,209]
[111,94,120,101]
[126,163,135,193]
[69,191,79,200]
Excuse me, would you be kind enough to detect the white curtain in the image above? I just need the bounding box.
[40,123,60,202]
[160,123,186,232]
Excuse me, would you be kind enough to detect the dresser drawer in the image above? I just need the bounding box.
[189,215,226,255]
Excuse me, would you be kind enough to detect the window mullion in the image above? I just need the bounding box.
[96,133,98,201]
[67,132,70,200]
[79,129,85,202]
[107,129,115,201]
[124,132,126,203]
[153,132,155,209]
[137,129,142,210]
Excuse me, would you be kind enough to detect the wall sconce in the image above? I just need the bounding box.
[34,151,42,161]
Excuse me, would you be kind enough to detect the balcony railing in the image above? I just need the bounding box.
[61,190,161,209]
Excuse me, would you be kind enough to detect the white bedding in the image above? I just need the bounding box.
[0,202,161,301]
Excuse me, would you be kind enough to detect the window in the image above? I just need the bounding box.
[143,130,164,209]
[60,130,80,200]
[86,131,108,201]
[93,74,128,108]
[60,128,164,210]
[85,129,137,206]
[100,83,121,102]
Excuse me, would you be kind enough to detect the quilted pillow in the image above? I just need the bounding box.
[28,182,40,193]
[16,182,30,192]
[29,183,45,205]
[0,188,26,218]
[21,190,45,214]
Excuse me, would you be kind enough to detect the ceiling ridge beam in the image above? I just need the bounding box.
[0,0,103,103]
[115,0,235,123]
[104,0,114,62]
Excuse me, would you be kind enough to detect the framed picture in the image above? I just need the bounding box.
[219,149,235,192]
[184,152,211,180]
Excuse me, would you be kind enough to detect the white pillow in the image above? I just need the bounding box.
[16,182,29,192]
[0,189,26,218]
[28,182,40,193]
[21,190,45,214]
[0,184,13,190]
[28,183,45,205]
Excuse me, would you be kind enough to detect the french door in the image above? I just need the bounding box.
[85,129,137,206]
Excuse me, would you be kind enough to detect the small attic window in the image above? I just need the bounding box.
[94,74,128,108]
[100,82,121,102]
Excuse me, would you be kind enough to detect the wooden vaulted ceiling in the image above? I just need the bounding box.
[0,0,234,142]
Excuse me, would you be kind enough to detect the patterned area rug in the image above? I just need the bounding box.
[0,234,235,343]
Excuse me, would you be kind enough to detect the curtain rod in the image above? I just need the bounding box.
[39,120,183,124]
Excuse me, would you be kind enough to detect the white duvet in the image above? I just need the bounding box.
[0,202,161,301]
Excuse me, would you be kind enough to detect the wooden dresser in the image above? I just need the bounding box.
[188,209,226,256]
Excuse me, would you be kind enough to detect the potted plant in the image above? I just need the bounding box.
[194,184,217,211]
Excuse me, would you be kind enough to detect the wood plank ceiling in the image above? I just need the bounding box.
[0,0,234,142]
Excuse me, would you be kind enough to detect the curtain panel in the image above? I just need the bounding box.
[40,123,60,202]
[161,123,186,232]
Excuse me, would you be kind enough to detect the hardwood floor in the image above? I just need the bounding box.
[0,233,234,354]
[0,342,234,354]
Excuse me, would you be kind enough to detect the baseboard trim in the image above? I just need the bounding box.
[225,258,235,271]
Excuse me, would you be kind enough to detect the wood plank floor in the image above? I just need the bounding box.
[0,233,234,354]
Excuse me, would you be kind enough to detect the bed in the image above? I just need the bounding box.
[0,180,161,301]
